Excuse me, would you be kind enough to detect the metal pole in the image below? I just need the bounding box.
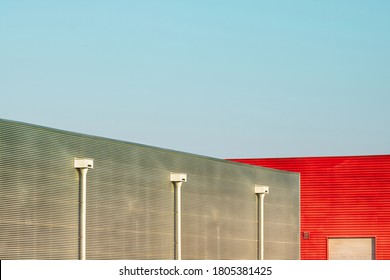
[170,173,187,260]
[79,168,88,260]
[255,185,269,260]
[74,157,93,261]
[258,193,265,260]
[174,181,183,260]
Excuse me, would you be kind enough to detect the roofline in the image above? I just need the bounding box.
[228,154,390,161]
[0,118,298,175]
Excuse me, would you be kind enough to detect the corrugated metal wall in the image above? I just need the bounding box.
[0,119,299,260]
[230,156,390,260]
[0,121,80,259]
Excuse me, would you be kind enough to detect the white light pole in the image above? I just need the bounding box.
[170,173,187,260]
[255,185,270,260]
[74,158,94,260]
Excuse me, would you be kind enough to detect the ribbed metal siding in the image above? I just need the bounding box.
[0,121,80,259]
[1,119,300,259]
[230,156,390,260]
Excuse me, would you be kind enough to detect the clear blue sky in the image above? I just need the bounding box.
[1,0,389,158]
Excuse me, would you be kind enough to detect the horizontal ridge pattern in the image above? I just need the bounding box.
[229,155,390,260]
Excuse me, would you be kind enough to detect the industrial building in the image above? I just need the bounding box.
[0,119,300,260]
[230,155,390,260]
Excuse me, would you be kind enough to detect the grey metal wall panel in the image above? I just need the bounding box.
[0,119,299,259]
[0,121,80,259]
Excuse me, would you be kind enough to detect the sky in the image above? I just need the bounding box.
[1,0,389,159]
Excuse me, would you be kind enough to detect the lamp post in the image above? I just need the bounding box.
[255,185,269,260]
[170,173,187,260]
[74,158,93,260]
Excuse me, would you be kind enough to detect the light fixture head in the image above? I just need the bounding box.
[74,158,94,169]
[170,172,187,182]
[255,185,269,194]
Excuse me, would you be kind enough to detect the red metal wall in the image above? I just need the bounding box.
[229,155,390,260]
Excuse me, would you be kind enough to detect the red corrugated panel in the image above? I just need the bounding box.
[229,155,390,260]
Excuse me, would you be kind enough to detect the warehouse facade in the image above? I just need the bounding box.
[0,119,300,260]
[230,155,390,260]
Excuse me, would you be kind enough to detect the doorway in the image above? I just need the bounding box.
[328,237,376,260]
